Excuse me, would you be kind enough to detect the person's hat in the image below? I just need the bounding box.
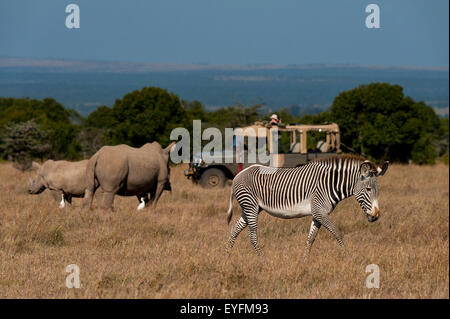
[270,114,278,120]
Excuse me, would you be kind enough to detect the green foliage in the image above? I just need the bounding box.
[441,153,449,165]
[80,105,117,153]
[0,97,80,160]
[77,126,106,158]
[297,110,332,125]
[328,82,442,164]
[0,120,51,171]
[183,100,207,122]
[206,103,262,129]
[85,106,117,129]
[0,83,446,165]
[437,118,449,156]
[110,87,190,147]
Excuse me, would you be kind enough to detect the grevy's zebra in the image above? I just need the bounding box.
[226,156,389,257]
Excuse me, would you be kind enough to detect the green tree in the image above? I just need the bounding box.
[110,87,190,147]
[183,100,207,122]
[329,83,441,164]
[84,106,117,129]
[206,103,262,129]
[80,105,117,153]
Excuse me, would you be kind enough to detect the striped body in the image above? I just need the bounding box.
[226,156,388,257]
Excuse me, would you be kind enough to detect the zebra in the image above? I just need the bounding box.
[225,156,389,257]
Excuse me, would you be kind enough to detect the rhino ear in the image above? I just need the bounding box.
[31,161,41,170]
[376,161,389,177]
[164,142,176,154]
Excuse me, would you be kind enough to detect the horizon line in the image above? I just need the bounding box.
[0,56,448,72]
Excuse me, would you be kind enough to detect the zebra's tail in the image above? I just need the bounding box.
[226,188,234,225]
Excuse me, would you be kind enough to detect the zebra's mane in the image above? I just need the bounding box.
[309,154,369,166]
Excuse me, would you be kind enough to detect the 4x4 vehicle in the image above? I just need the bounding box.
[184,122,341,188]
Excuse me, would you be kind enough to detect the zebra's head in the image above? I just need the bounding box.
[354,160,389,222]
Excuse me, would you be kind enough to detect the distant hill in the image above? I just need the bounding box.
[0,57,448,117]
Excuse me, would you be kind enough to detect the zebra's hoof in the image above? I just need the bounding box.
[225,244,233,254]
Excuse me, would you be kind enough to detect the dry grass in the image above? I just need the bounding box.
[0,162,448,298]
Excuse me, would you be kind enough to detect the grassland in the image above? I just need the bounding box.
[0,162,448,298]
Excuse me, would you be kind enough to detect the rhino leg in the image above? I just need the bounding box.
[84,189,95,209]
[50,190,62,203]
[151,183,165,209]
[65,194,72,205]
[102,191,116,211]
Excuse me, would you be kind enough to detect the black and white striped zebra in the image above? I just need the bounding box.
[226,156,389,257]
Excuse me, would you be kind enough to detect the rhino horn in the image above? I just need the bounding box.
[164,142,176,154]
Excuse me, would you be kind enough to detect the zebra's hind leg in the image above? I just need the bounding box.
[247,209,262,256]
[226,216,248,252]
[303,219,321,260]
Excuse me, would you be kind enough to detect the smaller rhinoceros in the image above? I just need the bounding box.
[28,160,89,208]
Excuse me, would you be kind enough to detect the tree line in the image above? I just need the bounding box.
[0,83,448,170]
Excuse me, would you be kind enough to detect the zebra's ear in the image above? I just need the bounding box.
[359,161,372,178]
[376,161,389,177]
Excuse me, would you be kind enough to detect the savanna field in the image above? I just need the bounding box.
[0,162,448,298]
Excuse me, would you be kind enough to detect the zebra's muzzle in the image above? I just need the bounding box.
[367,207,380,222]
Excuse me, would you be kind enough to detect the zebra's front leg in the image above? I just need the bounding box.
[226,216,248,252]
[303,219,321,260]
[320,215,344,247]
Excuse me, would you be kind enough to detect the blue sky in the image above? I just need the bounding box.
[0,0,448,67]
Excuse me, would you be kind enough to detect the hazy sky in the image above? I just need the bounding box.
[0,0,448,67]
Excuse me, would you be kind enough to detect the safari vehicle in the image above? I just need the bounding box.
[184,122,341,188]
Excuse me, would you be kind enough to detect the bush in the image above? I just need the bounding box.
[0,97,81,160]
[0,120,51,171]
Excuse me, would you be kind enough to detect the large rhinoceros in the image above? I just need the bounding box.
[84,141,174,211]
[28,160,89,208]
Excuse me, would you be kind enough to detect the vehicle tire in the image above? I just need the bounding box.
[201,168,226,188]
